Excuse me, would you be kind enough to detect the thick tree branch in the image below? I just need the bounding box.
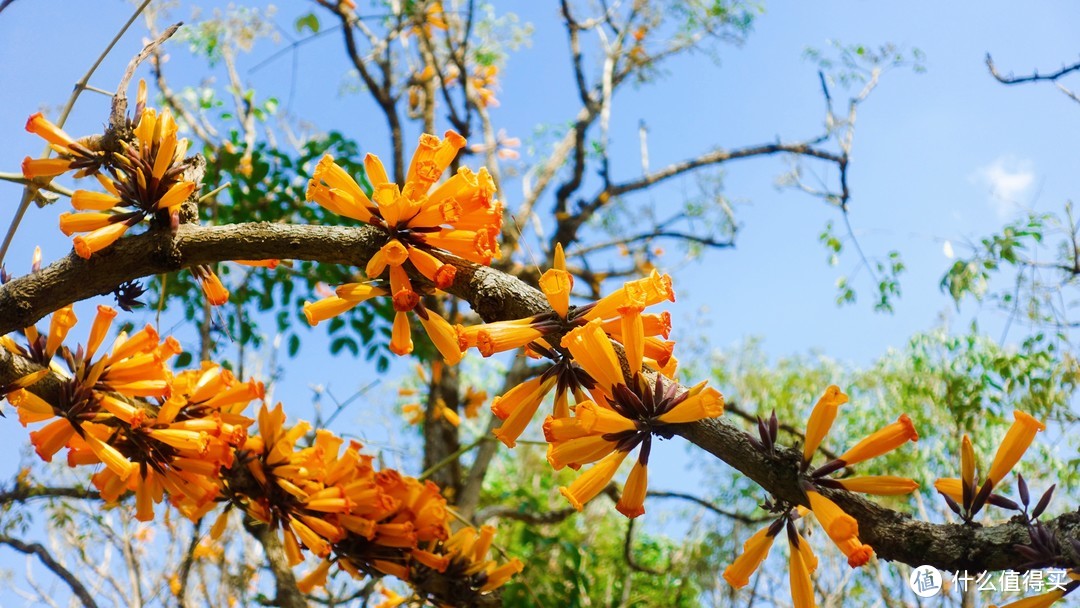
[0,534,100,608]
[1,221,1077,574]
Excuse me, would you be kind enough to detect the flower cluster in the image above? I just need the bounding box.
[3,306,520,601]
[458,256,721,518]
[228,402,521,596]
[304,131,503,363]
[724,386,919,604]
[934,410,1046,521]
[22,83,229,305]
[2,305,258,521]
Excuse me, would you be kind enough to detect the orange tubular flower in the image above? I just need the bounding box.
[547,434,618,471]
[560,320,625,395]
[390,311,414,355]
[491,374,558,448]
[304,283,389,326]
[23,112,104,178]
[578,270,674,322]
[789,534,817,608]
[802,385,848,465]
[559,449,629,511]
[72,222,134,259]
[533,282,719,517]
[45,305,77,359]
[655,385,724,424]
[722,524,778,589]
[805,486,858,546]
[834,476,919,496]
[71,190,122,211]
[836,536,874,568]
[192,265,230,306]
[539,243,573,318]
[297,559,332,594]
[933,477,964,504]
[29,418,76,462]
[833,414,919,467]
[40,99,197,258]
[478,559,525,593]
[986,410,1046,486]
[304,132,502,357]
[22,157,73,178]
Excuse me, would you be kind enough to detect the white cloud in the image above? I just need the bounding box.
[970,156,1035,218]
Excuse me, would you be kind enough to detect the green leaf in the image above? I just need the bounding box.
[295,12,320,34]
[174,351,193,368]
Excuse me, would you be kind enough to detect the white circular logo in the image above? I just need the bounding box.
[909,565,943,598]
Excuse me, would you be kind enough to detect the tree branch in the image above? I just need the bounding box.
[551,140,843,248]
[986,53,1080,85]
[0,534,100,608]
[2,221,1078,574]
[0,485,101,504]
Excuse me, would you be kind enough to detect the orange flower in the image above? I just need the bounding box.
[802,385,847,465]
[193,266,229,306]
[987,410,1045,486]
[306,131,501,298]
[42,100,195,256]
[722,524,778,588]
[834,476,919,496]
[805,487,858,546]
[539,243,573,318]
[836,536,874,568]
[72,222,133,259]
[559,449,629,511]
[789,534,816,608]
[491,374,557,448]
[834,414,918,467]
[22,157,73,178]
[933,477,964,504]
[304,284,388,326]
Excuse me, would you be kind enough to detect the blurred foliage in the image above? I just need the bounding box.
[480,446,713,607]
[941,205,1080,341]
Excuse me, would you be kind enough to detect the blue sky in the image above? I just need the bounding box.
[2,1,1080,605]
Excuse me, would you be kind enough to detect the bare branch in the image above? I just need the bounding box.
[644,491,769,525]
[0,535,100,608]
[622,519,664,575]
[111,22,183,128]
[986,53,1080,85]
[0,485,101,504]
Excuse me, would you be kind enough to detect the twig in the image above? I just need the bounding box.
[0,535,100,608]
[986,53,1080,85]
[0,0,153,267]
[111,22,183,129]
[474,504,578,525]
[645,491,770,524]
[419,434,491,481]
[622,519,664,575]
